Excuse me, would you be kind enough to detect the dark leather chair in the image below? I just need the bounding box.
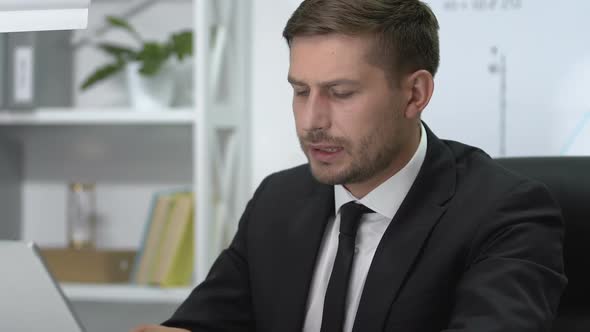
[495,157,590,332]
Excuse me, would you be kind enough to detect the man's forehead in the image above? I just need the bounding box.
[288,44,382,87]
[289,34,371,60]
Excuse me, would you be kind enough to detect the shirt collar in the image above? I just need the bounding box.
[334,123,428,219]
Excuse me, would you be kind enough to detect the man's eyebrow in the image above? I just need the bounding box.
[287,76,360,88]
[320,79,361,88]
[287,76,306,86]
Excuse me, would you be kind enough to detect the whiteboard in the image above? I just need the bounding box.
[423,0,590,156]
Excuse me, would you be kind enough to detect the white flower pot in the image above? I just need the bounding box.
[126,61,176,110]
[171,58,194,107]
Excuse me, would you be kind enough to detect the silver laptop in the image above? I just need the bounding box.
[0,240,85,332]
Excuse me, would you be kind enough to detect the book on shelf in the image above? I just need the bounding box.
[1,30,73,111]
[133,193,173,285]
[132,189,195,288]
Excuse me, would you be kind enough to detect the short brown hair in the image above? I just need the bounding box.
[283,0,440,83]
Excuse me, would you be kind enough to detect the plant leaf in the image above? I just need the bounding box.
[80,60,125,90]
[136,42,170,76]
[98,42,137,60]
[169,31,193,61]
[107,16,135,34]
[139,59,165,76]
[107,16,143,43]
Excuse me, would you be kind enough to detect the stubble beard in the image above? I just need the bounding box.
[299,125,400,186]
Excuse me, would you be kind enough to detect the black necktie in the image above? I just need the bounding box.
[320,202,373,332]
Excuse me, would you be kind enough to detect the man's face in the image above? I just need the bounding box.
[288,34,412,188]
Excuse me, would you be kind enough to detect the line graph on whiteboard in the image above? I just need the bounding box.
[561,112,590,155]
[426,0,590,157]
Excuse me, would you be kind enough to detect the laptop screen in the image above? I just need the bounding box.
[0,241,84,332]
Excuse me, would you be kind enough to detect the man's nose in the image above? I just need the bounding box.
[303,91,331,131]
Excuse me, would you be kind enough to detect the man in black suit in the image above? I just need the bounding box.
[133,0,566,331]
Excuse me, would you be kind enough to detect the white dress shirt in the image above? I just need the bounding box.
[302,124,428,332]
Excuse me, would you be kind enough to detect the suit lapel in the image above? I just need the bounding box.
[276,177,334,332]
[353,124,457,332]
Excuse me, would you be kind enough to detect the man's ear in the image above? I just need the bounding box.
[402,69,434,119]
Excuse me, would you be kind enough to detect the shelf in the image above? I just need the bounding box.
[61,282,193,304]
[0,108,195,126]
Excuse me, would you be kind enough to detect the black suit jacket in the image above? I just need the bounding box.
[163,125,567,332]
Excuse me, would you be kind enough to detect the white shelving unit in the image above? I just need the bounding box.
[0,0,251,318]
[0,108,195,125]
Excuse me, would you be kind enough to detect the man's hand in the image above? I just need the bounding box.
[130,325,189,332]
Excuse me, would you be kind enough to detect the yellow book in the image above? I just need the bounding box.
[161,206,194,287]
[150,192,194,287]
[133,193,173,285]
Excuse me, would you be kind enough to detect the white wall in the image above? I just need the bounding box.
[250,0,306,191]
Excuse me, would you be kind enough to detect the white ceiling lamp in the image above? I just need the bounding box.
[0,0,90,32]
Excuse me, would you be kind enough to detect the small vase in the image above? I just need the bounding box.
[126,61,176,110]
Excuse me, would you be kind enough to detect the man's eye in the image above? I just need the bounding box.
[332,91,354,99]
[295,90,309,97]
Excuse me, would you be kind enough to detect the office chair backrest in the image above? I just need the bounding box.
[495,157,590,330]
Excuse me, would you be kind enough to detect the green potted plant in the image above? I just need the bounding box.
[81,16,193,109]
